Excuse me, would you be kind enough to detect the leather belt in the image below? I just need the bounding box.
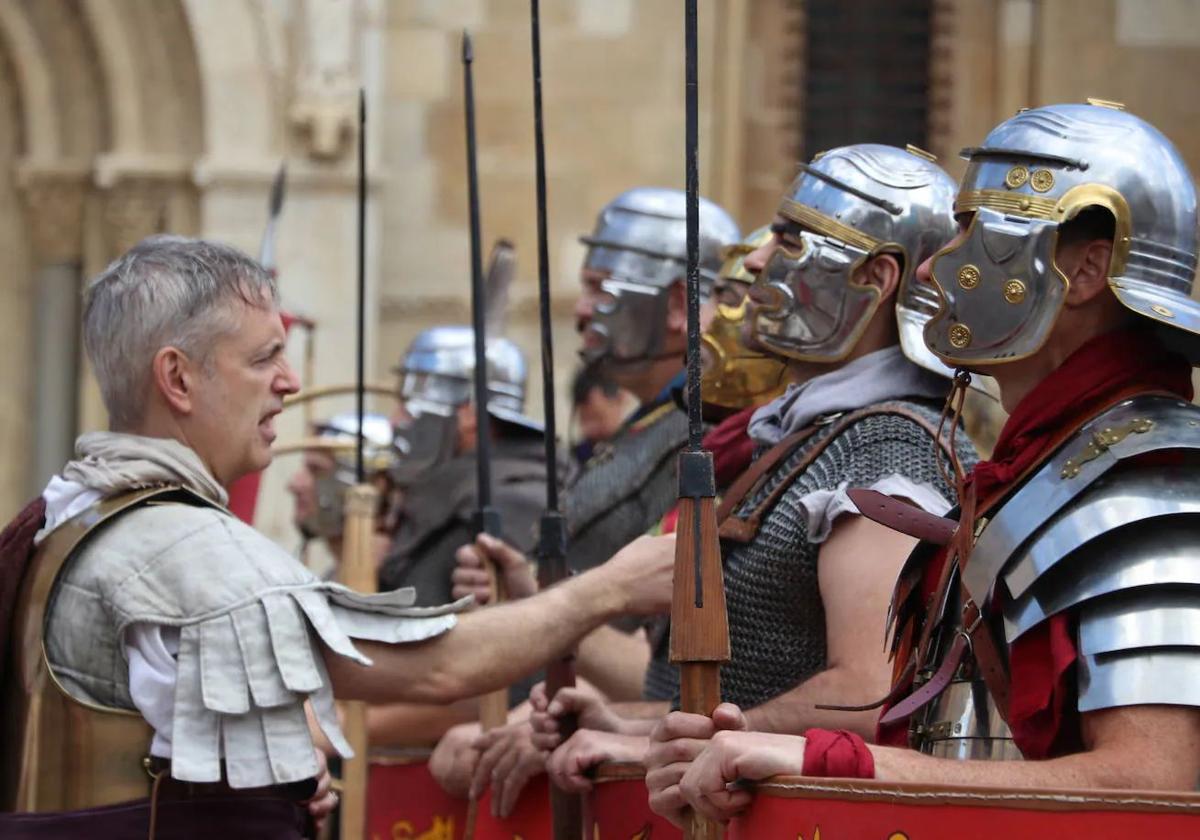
[144,756,319,803]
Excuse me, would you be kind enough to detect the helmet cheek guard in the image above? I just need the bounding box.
[700,297,788,410]
[750,231,883,363]
[924,207,1066,364]
[583,275,673,365]
[577,187,741,366]
[742,144,962,377]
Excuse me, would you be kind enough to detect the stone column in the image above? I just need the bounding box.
[19,169,88,494]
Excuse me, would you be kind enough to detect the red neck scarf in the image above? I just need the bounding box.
[707,406,758,490]
[658,406,756,535]
[978,328,1193,758]
[972,328,1193,506]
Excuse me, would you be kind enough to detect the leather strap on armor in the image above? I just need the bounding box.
[885,385,1178,729]
[846,488,957,545]
[717,402,952,544]
[3,486,214,814]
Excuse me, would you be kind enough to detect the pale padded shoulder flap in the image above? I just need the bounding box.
[51,502,465,788]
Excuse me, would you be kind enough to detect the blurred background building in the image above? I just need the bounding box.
[1,0,1198,545]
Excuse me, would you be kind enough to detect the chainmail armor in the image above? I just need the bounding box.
[656,400,977,710]
[564,403,689,574]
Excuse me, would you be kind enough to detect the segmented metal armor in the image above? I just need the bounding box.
[906,102,1200,759]
[912,395,1200,758]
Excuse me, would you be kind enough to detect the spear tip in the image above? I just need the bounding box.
[268,162,287,217]
[461,29,473,63]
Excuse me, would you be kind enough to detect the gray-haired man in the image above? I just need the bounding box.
[0,236,670,838]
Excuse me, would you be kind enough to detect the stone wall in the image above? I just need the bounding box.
[375,0,800,436]
[2,0,1200,540]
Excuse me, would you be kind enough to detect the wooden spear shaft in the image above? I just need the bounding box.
[338,484,379,840]
[461,30,510,840]
[339,87,375,840]
[528,1,582,836]
[670,3,731,839]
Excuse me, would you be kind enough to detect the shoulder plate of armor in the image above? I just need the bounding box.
[963,394,1200,604]
[959,394,1200,715]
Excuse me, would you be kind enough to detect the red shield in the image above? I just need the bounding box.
[587,763,681,840]
[471,774,553,840]
[367,758,469,840]
[727,777,1200,839]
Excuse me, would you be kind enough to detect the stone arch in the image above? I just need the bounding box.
[0,0,222,516]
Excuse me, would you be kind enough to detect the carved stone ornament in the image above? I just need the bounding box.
[20,173,88,265]
[102,179,174,257]
[289,0,361,161]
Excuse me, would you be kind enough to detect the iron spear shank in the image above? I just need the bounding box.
[462,32,508,840]
[529,2,581,837]
[463,30,499,537]
[669,4,731,840]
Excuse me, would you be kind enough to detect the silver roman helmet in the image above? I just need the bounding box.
[750,144,960,374]
[300,412,398,540]
[394,324,533,428]
[923,100,1200,366]
[581,187,741,364]
[391,325,538,486]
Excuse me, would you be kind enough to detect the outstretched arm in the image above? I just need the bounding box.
[324,538,672,704]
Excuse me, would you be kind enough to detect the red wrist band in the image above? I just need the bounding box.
[801,728,875,779]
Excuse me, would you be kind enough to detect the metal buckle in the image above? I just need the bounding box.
[957,601,983,655]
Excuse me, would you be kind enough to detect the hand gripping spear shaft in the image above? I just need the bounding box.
[462,31,510,840]
[528,3,582,838]
[338,89,378,840]
[669,4,731,840]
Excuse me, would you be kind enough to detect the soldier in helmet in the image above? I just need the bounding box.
[650,104,1200,824]
[285,412,398,566]
[459,187,742,698]
[378,326,549,608]
[426,188,741,809]
[568,187,743,575]
[536,146,980,805]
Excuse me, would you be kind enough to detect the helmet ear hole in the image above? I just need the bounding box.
[1056,206,1118,285]
[1057,206,1116,250]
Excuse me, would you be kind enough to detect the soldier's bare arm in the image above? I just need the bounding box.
[574,624,653,700]
[744,513,915,738]
[871,704,1200,790]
